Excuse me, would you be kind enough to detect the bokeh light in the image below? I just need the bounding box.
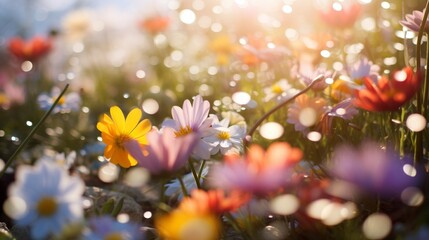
[299,108,317,127]
[406,113,426,132]
[269,194,300,215]
[401,187,424,207]
[362,213,392,240]
[142,98,160,115]
[3,196,27,219]
[21,61,33,72]
[98,163,120,183]
[259,122,284,140]
[232,91,251,105]
[123,167,150,188]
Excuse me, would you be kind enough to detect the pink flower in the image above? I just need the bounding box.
[163,95,214,160]
[125,128,198,175]
[287,94,327,133]
[400,10,429,33]
[209,142,302,196]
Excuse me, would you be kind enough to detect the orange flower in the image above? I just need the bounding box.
[139,16,170,33]
[179,189,250,215]
[210,142,303,196]
[8,36,52,61]
[354,67,420,111]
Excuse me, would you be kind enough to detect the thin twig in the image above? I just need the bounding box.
[244,75,324,145]
[0,84,69,178]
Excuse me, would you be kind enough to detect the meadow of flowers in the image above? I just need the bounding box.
[1,0,429,239]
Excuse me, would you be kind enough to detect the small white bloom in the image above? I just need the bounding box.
[6,160,85,239]
[264,79,299,103]
[203,117,246,155]
[39,150,76,170]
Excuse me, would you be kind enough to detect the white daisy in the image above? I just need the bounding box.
[263,79,299,103]
[203,117,246,155]
[7,160,85,239]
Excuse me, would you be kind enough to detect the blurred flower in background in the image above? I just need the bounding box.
[5,159,84,239]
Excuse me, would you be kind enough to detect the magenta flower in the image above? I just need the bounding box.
[125,127,198,175]
[400,10,429,33]
[328,142,421,197]
[163,95,214,160]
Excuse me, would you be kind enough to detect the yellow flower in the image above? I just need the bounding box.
[96,106,151,168]
[155,210,220,240]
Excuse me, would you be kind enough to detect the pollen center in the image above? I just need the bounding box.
[271,84,283,94]
[104,232,124,240]
[36,196,58,217]
[217,131,230,140]
[175,125,193,137]
[115,134,130,149]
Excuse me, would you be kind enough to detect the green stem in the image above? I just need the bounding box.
[0,84,69,179]
[414,1,429,163]
[198,160,206,179]
[178,176,189,197]
[188,159,201,189]
[244,75,324,145]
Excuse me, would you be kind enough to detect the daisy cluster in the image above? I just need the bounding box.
[1,0,429,240]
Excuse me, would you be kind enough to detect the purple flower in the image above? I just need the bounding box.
[319,98,358,135]
[348,58,380,82]
[328,142,421,198]
[84,216,143,240]
[400,10,429,33]
[125,127,198,175]
[299,67,332,91]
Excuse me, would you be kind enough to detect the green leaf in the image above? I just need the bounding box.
[111,197,125,217]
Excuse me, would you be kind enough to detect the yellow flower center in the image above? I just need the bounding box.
[175,125,193,137]
[104,232,124,240]
[36,197,58,217]
[115,134,130,149]
[271,84,283,94]
[217,131,230,140]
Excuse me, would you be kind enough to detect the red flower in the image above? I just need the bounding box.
[318,2,361,29]
[139,16,170,34]
[354,67,420,111]
[8,36,52,62]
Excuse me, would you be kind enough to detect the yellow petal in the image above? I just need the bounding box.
[129,119,152,139]
[125,108,142,134]
[104,144,114,158]
[111,148,129,168]
[96,114,112,133]
[110,106,126,133]
[102,132,115,145]
[128,155,138,167]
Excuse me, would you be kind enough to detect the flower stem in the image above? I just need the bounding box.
[198,160,206,179]
[244,75,324,145]
[178,176,189,197]
[188,159,201,189]
[414,1,429,163]
[0,84,69,179]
